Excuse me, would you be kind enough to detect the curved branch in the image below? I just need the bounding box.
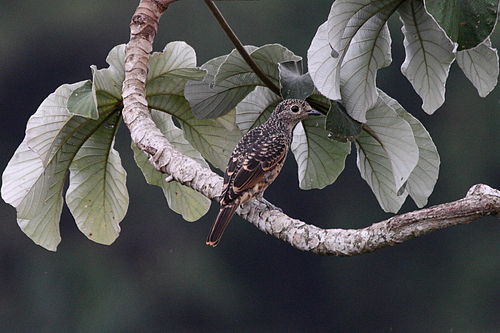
[122,0,222,198]
[121,1,499,255]
[239,184,499,255]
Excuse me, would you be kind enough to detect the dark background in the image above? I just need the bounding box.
[1,1,498,331]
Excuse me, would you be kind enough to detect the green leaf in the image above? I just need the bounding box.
[340,22,392,122]
[278,60,315,100]
[214,44,300,86]
[66,111,129,244]
[67,80,98,119]
[212,46,258,84]
[1,140,54,243]
[186,44,300,119]
[132,111,211,222]
[398,0,457,114]
[426,0,499,51]
[147,42,206,99]
[64,45,129,245]
[355,95,419,212]
[235,86,280,133]
[456,38,499,97]
[1,82,119,251]
[379,90,440,207]
[149,41,198,77]
[185,55,255,119]
[308,0,403,102]
[291,117,351,190]
[308,21,341,101]
[356,135,406,213]
[148,41,206,91]
[364,100,419,191]
[325,99,363,142]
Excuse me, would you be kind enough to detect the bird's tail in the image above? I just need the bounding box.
[206,205,238,247]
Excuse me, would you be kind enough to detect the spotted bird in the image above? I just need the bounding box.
[206,99,321,246]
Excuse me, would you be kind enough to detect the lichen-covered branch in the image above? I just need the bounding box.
[238,184,499,255]
[121,0,499,255]
[122,0,222,199]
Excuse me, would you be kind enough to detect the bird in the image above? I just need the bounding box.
[206,99,321,247]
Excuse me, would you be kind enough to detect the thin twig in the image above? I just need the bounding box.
[203,0,281,96]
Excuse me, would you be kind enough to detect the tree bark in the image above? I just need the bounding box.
[121,0,499,255]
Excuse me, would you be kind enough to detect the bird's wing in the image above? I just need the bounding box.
[221,133,288,205]
[220,129,260,204]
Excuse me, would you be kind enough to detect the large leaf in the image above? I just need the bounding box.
[214,44,300,86]
[362,98,419,191]
[426,0,499,50]
[291,117,351,190]
[1,82,119,251]
[340,21,392,122]
[398,0,457,114]
[456,38,499,97]
[355,96,419,212]
[379,90,440,207]
[24,82,89,164]
[212,46,258,85]
[308,21,341,101]
[1,140,56,246]
[147,42,206,98]
[186,44,300,119]
[64,45,128,246]
[66,111,129,244]
[148,41,206,90]
[308,0,403,102]
[132,111,211,222]
[184,55,255,119]
[356,135,406,213]
[235,86,280,133]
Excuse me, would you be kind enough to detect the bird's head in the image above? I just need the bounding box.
[272,99,321,130]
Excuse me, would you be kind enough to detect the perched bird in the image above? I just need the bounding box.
[206,99,321,246]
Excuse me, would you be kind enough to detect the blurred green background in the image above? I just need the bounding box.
[1,0,499,331]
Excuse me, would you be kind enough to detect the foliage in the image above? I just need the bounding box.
[1,0,498,250]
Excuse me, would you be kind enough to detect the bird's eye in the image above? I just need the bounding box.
[291,105,299,113]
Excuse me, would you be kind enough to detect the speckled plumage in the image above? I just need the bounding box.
[206,99,320,246]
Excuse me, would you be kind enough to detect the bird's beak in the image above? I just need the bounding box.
[307,109,322,116]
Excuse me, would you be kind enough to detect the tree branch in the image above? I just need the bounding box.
[122,0,222,199]
[239,184,499,255]
[121,0,499,255]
